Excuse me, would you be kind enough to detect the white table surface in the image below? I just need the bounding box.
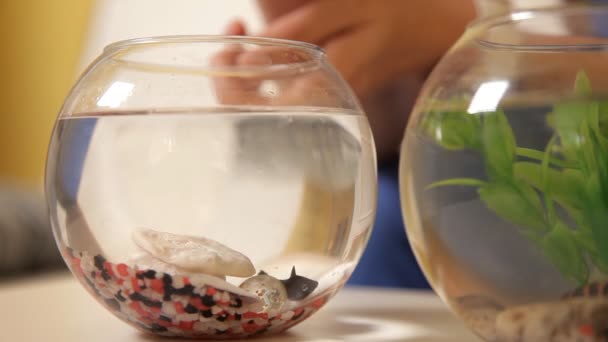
[0,272,478,341]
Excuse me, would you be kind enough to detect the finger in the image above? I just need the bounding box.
[210,47,250,104]
[259,0,365,45]
[211,47,275,105]
[224,19,247,36]
[236,49,273,68]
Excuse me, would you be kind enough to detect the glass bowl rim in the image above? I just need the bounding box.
[104,34,324,54]
[467,4,608,52]
[101,35,326,75]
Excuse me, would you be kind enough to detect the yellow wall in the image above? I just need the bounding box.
[0,0,93,189]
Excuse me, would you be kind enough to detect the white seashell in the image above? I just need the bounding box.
[132,228,255,277]
[130,250,226,280]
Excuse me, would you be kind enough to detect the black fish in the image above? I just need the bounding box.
[280,267,318,301]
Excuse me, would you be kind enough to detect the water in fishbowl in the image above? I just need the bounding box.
[46,108,376,338]
[401,100,608,341]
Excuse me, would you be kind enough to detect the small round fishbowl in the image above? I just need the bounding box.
[46,36,377,339]
[400,5,608,342]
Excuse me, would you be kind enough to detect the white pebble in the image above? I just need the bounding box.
[162,303,177,316]
[281,311,294,320]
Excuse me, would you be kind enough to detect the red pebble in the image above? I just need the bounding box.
[71,259,83,276]
[242,312,258,319]
[131,278,142,292]
[241,311,268,320]
[243,322,259,333]
[174,302,185,314]
[312,298,326,309]
[183,277,191,285]
[116,279,124,286]
[189,296,205,310]
[103,262,115,277]
[129,302,147,317]
[293,308,304,317]
[178,321,195,330]
[158,320,172,328]
[150,279,164,294]
[130,302,153,318]
[579,324,594,337]
[117,264,130,277]
[139,317,154,325]
[206,287,217,296]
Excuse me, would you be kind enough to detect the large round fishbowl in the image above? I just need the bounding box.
[400,6,608,342]
[45,36,377,339]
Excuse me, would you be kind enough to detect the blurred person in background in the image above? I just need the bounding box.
[0,0,475,285]
[8,0,559,286]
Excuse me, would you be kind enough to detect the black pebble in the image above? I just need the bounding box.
[229,298,243,308]
[172,284,194,296]
[100,270,111,281]
[201,310,213,318]
[162,274,174,301]
[215,329,228,335]
[162,274,173,285]
[184,304,198,314]
[202,295,216,307]
[143,270,156,279]
[216,314,227,322]
[93,255,106,270]
[129,292,162,308]
[105,298,121,311]
[159,315,172,322]
[115,290,126,302]
[234,313,242,321]
[148,324,168,332]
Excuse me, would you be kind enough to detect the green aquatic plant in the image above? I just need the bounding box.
[423,71,608,285]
